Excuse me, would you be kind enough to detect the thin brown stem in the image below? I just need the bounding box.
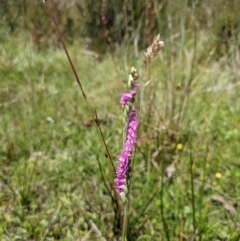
[43,0,122,228]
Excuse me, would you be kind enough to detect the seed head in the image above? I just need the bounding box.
[144,34,164,66]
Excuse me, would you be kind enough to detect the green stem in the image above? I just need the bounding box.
[160,154,170,241]
[121,106,131,240]
[189,147,196,232]
[122,200,129,241]
[198,146,209,241]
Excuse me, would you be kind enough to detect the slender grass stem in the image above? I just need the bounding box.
[122,201,129,241]
[43,0,122,228]
[189,143,196,232]
[130,188,158,227]
[121,106,131,239]
[44,1,114,173]
[178,146,185,241]
[198,145,209,241]
[160,158,170,241]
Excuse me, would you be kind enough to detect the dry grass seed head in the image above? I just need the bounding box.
[144,34,164,66]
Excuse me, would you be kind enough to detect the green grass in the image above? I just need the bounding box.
[0,29,240,241]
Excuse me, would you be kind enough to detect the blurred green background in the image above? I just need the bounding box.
[0,0,240,240]
[0,0,239,54]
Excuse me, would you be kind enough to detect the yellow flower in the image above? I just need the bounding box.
[215,172,222,179]
[177,143,183,150]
